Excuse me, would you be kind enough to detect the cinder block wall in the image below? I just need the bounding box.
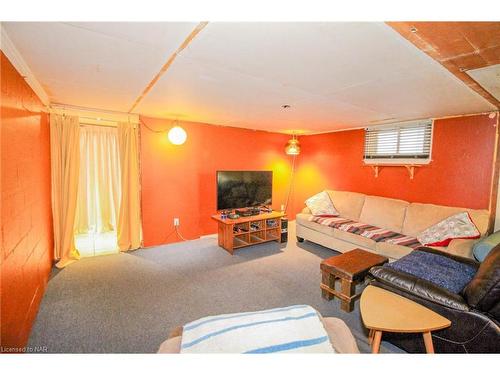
[1,51,53,350]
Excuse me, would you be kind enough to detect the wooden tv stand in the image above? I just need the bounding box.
[211,211,285,254]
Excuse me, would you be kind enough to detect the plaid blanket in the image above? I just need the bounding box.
[309,216,422,249]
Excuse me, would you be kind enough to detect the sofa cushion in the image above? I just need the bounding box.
[463,245,500,318]
[321,317,360,354]
[333,229,376,249]
[305,191,339,217]
[359,195,409,233]
[417,212,480,247]
[310,216,420,255]
[326,190,366,221]
[431,239,479,259]
[375,242,413,260]
[296,213,336,236]
[402,202,489,238]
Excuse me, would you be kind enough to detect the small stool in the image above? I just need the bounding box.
[320,249,388,312]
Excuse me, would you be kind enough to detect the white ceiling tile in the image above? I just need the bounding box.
[43,78,137,111]
[2,22,196,110]
[328,68,492,119]
[64,22,197,49]
[467,64,500,101]
[180,23,438,96]
[139,22,494,132]
[3,22,495,133]
[135,55,316,122]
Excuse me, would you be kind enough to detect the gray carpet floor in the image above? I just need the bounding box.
[29,222,403,353]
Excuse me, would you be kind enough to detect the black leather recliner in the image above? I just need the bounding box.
[368,245,500,353]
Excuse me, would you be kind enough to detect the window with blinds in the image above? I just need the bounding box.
[364,120,433,163]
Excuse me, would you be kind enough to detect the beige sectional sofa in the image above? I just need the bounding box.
[296,190,490,260]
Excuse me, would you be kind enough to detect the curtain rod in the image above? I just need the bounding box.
[79,116,120,123]
[51,104,139,124]
[80,122,117,128]
[51,103,138,117]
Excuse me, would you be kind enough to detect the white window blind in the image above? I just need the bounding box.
[364,120,433,162]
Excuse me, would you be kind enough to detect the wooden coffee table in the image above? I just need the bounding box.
[320,248,388,312]
[360,286,451,353]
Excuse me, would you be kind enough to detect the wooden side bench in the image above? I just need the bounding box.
[320,248,388,312]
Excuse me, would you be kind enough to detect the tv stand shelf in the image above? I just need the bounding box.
[211,211,285,254]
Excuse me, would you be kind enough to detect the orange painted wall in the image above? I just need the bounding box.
[292,113,497,215]
[140,116,294,247]
[1,51,53,349]
[141,113,496,247]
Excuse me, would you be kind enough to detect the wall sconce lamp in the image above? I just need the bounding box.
[168,124,187,145]
[285,134,300,155]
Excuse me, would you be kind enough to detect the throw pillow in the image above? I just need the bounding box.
[472,230,500,262]
[417,212,480,247]
[305,191,339,217]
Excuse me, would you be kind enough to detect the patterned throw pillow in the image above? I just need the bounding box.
[417,212,480,247]
[305,191,339,217]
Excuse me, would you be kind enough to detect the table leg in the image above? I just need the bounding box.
[422,331,434,354]
[321,272,335,300]
[368,329,374,345]
[340,278,355,312]
[371,330,382,354]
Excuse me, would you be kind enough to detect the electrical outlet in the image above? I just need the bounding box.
[280,204,285,212]
[173,218,180,226]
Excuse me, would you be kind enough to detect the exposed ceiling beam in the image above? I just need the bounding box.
[128,22,208,113]
[387,21,500,108]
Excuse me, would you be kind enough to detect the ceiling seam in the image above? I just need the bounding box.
[176,52,396,116]
[60,22,157,47]
[127,21,208,113]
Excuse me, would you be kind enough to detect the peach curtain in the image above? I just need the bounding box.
[50,114,81,268]
[74,125,121,235]
[117,122,142,251]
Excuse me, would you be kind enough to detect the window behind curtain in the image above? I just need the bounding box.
[74,125,121,257]
[364,120,433,164]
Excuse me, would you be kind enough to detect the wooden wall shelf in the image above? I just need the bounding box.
[366,164,422,179]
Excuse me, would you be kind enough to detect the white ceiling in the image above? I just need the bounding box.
[2,22,496,134]
[467,64,500,102]
[2,22,198,111]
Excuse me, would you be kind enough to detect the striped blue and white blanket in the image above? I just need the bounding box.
[180,305,334,353]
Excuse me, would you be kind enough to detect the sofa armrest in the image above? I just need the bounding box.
[369,266,470,311]
[444,238,480,259]
[417,246,479,269]
[301,207,311,214]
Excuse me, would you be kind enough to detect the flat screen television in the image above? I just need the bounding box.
[217,171,272,210]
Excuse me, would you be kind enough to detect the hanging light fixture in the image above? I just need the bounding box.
[285,134,301,155]
[281,104,300,155]
[168,121,187,145]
